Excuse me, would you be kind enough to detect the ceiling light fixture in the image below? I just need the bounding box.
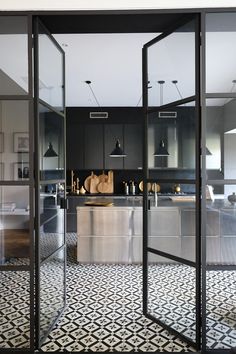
[154,139,170,157]
[154,80,170,157]
[172,80,212,156]
[84,80,126,158]
[109,140,127,157]
[44,142,58,157]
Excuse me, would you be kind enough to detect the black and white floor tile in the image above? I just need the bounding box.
[0,233,235,352]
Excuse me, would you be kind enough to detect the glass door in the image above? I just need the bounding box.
[142,16,201,350]
[34,18,66,347]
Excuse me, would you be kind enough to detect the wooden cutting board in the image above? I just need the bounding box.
[84,172,99,193]
[98,171,108,183]
[106,170,114,193]
[97,181,110,193]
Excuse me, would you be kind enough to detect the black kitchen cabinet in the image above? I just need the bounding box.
[124,124,143,169]
[104,124,124,169]
[84,124,103,169]
[67,123,84,169]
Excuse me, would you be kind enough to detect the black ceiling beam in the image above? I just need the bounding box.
[39,13,194,34]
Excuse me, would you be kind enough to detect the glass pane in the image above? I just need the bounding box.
[0,271,30,349]
[39,247,65,342]
[148,102,196,174]
[206,98,236,179]
[205,184,236,265]
[0,16,28,95]
[147,20,195,107]
[0,186,29,266]
[39,104,65,181]
[38,23,64,112]
[0,101,29,181]
[206,12,236,93]
[148,182,196,262]
[206,270,236,350]
[40,183,65,261]
[147,253,196,342]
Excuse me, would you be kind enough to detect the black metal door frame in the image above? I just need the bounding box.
[142,14,202,351]
[33,16,67,348]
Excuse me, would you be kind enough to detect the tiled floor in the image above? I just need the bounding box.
[0,233,236,352]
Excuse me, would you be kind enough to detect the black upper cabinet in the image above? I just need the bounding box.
[66,122,84,169]
[124,124,143,169]
[84,124,103,169]
[104,124,124,169]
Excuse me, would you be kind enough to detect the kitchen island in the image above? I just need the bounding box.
[75,195,236,264]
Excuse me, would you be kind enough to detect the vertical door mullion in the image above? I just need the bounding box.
[195,13,202,351]
[142,45,148,315]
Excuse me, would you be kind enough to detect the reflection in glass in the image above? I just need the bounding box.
[38,23,64,112]
[39,104,64,181]
[206,12,236,94]
[39,183,65,261]
[206,98,236,180]
[0,16,28,95]
[206,270,236,350]
[147,253,196,341]
[0,271,30,348]
[0,101,29,181]
[0,186,29,265]
[205,185,236,265]
[147,183,196,262]
[147,20,195,107]
[148,103,196,172]
[39,248,65,342]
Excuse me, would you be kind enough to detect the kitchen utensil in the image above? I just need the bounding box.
[84,200,113,206]
[84,171,99,193]
[151,183,160,193]
[106,170,114,193]
[98,171,108,183]
[97,180,110,193]
[139,180,151,192]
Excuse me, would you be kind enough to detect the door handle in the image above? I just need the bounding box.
[60,198,68,210]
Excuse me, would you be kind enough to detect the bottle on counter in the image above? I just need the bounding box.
[130,180,136,195]
[123,181,129,195]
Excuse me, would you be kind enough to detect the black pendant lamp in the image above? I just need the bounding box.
[154,139,169,157]
[109,140,127,157]
[206,147,212,155]
[44,142,58,157]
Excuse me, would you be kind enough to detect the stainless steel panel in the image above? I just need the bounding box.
[149,207,180,236]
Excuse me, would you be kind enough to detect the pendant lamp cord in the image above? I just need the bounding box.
[85,80,101,108]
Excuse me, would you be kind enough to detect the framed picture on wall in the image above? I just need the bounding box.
[0,132,4,152]
[13,132,29,153]
[13,162,29,180]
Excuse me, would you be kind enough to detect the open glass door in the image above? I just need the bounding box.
[142,16,201,350]
[34,18,66,347]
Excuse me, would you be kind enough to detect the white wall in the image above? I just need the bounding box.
[0,0,236,11]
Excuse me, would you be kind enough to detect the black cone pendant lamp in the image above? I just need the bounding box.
[109,140,127,157]
[85,80,127,158]
[44,142,58,157]
[154,139,169,156]
[154,81,169,157]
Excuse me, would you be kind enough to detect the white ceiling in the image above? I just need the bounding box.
[54,33,158,107]
[53,31,236,107]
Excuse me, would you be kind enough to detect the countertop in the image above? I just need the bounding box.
[72,194,236,210]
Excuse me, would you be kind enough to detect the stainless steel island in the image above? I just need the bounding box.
[76,195,236,264]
